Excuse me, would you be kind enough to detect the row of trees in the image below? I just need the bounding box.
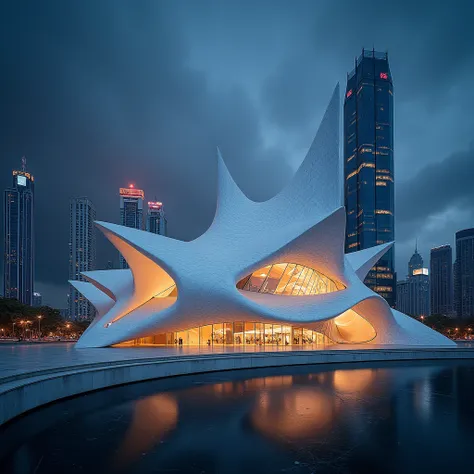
[0,297,89,338]
[421,314,474,339]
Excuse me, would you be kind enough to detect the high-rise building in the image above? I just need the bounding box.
[68,197,96,320]
[119,185,144,269]
[32,291,42,307]
[454,228,474,320]
[344,49,395,307]
[3,157,35,305]
[430,245,453,316]
[396,248,430,318]
[146,201,167,236]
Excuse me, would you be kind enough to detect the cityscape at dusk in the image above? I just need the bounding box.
[0,1,474,473]
[1,1,473,310]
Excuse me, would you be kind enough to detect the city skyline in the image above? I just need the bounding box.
[1,1,473,307]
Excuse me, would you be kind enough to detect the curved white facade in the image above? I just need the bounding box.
[73,86,454,349]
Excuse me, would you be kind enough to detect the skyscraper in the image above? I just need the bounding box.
[430,245,453,316]
[68,197,96,320]
[396,247,430,318]
[119,185,144,269]
[3,157,35,305]
[344,49,395,307]
[146,201,167,236]
[454,228,474,320]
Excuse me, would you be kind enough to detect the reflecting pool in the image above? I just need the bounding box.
[2,361,474,473]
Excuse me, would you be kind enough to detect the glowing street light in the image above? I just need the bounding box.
[37,315,43,339]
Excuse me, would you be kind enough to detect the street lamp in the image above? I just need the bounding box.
[12,322,16,338]
[37,315,43,339]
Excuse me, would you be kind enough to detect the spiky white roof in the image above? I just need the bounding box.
[72,86,454,348]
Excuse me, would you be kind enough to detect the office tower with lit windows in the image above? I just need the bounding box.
[430,245,453,316]
[396,248,430,318]
[119,185,144,269]
[146,201,167,236]
[3,158,35,305]
[454,228,474,320]
[68,197,96,320]
[344,49,395,306]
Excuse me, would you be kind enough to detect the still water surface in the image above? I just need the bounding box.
[1,361,474,473]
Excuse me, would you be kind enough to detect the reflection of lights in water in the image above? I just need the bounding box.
[333,369,376,394]
[245,376,293,390]
[112,394,178,469]
[251,389,334,441]
[414,378,432,420]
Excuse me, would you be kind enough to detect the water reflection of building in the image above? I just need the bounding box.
[113,394,178,470]
[251,389,335,441]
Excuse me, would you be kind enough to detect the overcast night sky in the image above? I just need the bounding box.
[1,0,473,307]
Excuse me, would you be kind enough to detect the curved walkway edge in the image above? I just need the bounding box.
[2,347,474,426]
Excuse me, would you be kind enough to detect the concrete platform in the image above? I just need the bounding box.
[1,342,474,427]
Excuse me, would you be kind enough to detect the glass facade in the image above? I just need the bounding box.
[3,169,35,305]
[430,245,453,316]
[119,187,144,269]
[454,229,474,319]
[344,49,395,307]
[237,263,344,296]
[123,322,331,347]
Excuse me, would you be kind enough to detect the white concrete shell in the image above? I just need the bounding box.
[73,86,454,349]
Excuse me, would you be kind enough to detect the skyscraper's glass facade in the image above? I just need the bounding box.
[344,50,395,307]
[430,245,453,316]
[119,186,144,269]
[455,228,474,320]
[68,197,97,320]
[3,168,35,305]
[146,201,167,236]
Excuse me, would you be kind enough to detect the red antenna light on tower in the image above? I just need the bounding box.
[129,183,134,188]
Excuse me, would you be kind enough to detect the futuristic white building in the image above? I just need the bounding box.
[72,86,454,349]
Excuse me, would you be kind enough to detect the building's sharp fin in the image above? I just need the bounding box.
[269,84,341,218]
[345,242,393,280]
[81,269,133,301]
[68,280,115,318]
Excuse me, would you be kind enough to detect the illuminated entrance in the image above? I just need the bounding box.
[124,322,331,346]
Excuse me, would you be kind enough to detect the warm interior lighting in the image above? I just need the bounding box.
[237,263,344,296]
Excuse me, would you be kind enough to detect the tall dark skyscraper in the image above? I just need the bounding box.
[146,201,167,236]
[119,185,144,269]
[68,197,96,320]
[455,228,474,320]
[344,49,395,307]
[3,157,35,305]
[430,245,453,316]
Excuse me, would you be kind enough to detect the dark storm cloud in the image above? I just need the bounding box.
[1,0,473,305]
[0,1,292,305]
[397,143,474,225]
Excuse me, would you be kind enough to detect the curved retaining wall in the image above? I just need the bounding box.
[1,348,474,426]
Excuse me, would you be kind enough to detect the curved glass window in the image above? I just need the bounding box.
[237,264,344,296]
